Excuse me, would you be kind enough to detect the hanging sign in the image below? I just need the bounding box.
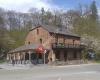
[36,45,45,54]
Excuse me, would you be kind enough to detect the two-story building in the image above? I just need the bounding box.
[7,25,84,64]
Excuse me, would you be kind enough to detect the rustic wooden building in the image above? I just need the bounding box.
[7,25,84,64]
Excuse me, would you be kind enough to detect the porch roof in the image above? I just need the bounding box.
[8,44,40,54]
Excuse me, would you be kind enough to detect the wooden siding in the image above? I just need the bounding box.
[25,26,81,49]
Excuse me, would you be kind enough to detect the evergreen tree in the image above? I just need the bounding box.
[90,1,98,20]
[41,8,45,24]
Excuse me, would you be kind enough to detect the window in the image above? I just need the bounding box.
[37,29,39,35]
[39,38,42,44]
[55,35,58,43]
[28,42,30,44]
[63,37,65,44]
[73,40,75,45]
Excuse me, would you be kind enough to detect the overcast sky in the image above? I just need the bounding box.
[0,0,100,14]
[0,0,59,12]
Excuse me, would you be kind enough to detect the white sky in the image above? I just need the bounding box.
[0,0,59,12]
[0,0,100,16]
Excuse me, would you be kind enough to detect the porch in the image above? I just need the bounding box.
[7,44,49,65]
[51,43,85,65]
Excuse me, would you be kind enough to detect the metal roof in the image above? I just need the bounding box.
[8,44,39,53]
[31,24,80,38]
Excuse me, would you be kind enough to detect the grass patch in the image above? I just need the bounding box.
[94,60,100,63]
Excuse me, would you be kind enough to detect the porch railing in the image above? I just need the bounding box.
[52,43,84,49]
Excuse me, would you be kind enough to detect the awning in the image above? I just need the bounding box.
[35,45,45,54]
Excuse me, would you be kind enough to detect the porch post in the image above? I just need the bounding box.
[7,54,11,63]
[20,53,22,64]
[11,53,15,65]
[67,51,69,64]
[13,53,16,61]
[9,54,12,63]
[16,53,19,64]
[52,50,56,62]
[23,52,26,64]
[29,51,31,64]
[14,53,17,64]
[43,50,47,64]
[18,53,21,64]
[6,54,9,62]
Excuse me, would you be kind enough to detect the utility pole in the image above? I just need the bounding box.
[43,50,47,64]
[41,8,45,24]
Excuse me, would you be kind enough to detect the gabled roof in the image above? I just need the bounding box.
[31,24,80,38]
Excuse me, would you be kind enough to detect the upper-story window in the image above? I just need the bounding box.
[55,35,58,43]
[73,40,75,45]
[28,42,30,44]
[37,29,39,35]
[63,37,65,44]
[39,38,42,44]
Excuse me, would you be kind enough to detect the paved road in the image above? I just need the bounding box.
[0,64,100,80]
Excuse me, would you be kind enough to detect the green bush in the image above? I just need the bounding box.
[95,51,100,60]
